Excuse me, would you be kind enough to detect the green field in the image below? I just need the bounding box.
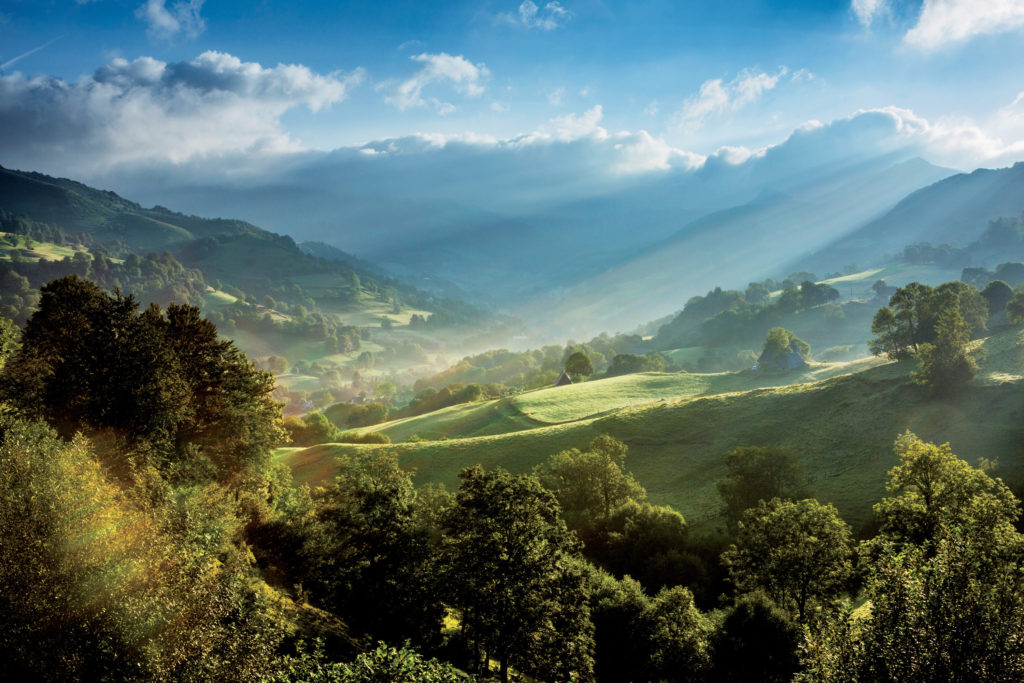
[277,328,1024,531]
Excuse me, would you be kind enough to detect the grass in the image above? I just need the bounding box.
[277,329,1024,532]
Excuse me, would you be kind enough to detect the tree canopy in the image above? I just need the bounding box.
[0,275,284,485]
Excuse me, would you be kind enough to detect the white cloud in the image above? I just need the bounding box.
[498,1,572,30]
[527,104,607,142]
[0,51,362,175]
[643,100,659,117]
[904,0,1024,50]
[136,0,206,40]
[547,86,565,106]
[673,68,788,131]
[796,105,1024,169]
[491,101,510,112]
[383,52,488,113]
[852,0,889,28]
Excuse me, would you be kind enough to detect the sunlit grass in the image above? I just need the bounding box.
[279,327,1024,532]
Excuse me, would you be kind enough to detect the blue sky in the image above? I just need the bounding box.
[3,0,1024,183]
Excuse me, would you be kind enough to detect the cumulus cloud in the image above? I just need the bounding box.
[778,105,1024,170]
[673,67,789,131]
[383,52,488,113]
[136,0,206,40]
[0,51,362,175]
[904,0,1024,50]
[498,1,571,30]
[852,0,889,28]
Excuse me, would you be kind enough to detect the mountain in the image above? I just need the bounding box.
[801,161,1024,273]
[112,117,957,316]
[0,166,485,334]
[0,165,261,251]
[514,156,953,339]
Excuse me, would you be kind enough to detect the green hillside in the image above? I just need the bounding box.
[0,165,262,250]
[278,327,1024,531]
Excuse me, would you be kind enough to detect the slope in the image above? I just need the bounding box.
[514,156,953,340]
[803,161,1024,272]
[278,329,1024,531]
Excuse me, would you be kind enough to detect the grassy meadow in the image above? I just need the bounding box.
[277,326,1024,531]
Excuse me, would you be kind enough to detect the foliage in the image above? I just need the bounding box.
[800,435,1024,682]
[581,562,711,683]
[285,412,342,446]
[710,591,802,683]
[717,445,808,530]
[324,401,390,429]
[0,313,18,368]
[0,418,292,681]
[911,297,978,393]
[438,466,594,682]
[872,431,1019,548]
[604,351,670,377]
[723,498,853,622]
[0,276,285,485]
[869,281,987,361]
[981,280,1014,317]
[535,435,645,526]
[299,452,443,648]
[1007,289,1024,325]
[565,350,596,380]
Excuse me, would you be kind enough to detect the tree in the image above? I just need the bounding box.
[438,466,594,682]
[722,498,853,622]
[1007,289,1024,324]
[871,282,988,362]
[758,328,810,370]
[868,306,903,359]
[300,452,443,648]
[565,350,595,380]
[0,314,18,369]
[800,435,1024,683]
[0,276,284,485]
[535,435,645,527]
[710,591,802,683]
[745,281,771,306]
[911,298,977,394]
[645,585,712,682]
[981,280,1014,318]
[872,432,1019,548]
[0,418,290,681]
[717,446,808,530]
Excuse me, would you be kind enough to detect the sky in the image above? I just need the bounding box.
[3,0,1024,187]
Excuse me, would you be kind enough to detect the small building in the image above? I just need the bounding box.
[554,371,573,387]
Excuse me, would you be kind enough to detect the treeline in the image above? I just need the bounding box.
[652,278,840,352]
[0,248,207,323]
[898,211,1024,268]
[413,332,649,395]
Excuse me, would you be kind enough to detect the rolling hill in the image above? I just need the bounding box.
[278,325,1024,532]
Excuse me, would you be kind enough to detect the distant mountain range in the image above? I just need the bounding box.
[801,161,1024,272]
[6,149,1024,344]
